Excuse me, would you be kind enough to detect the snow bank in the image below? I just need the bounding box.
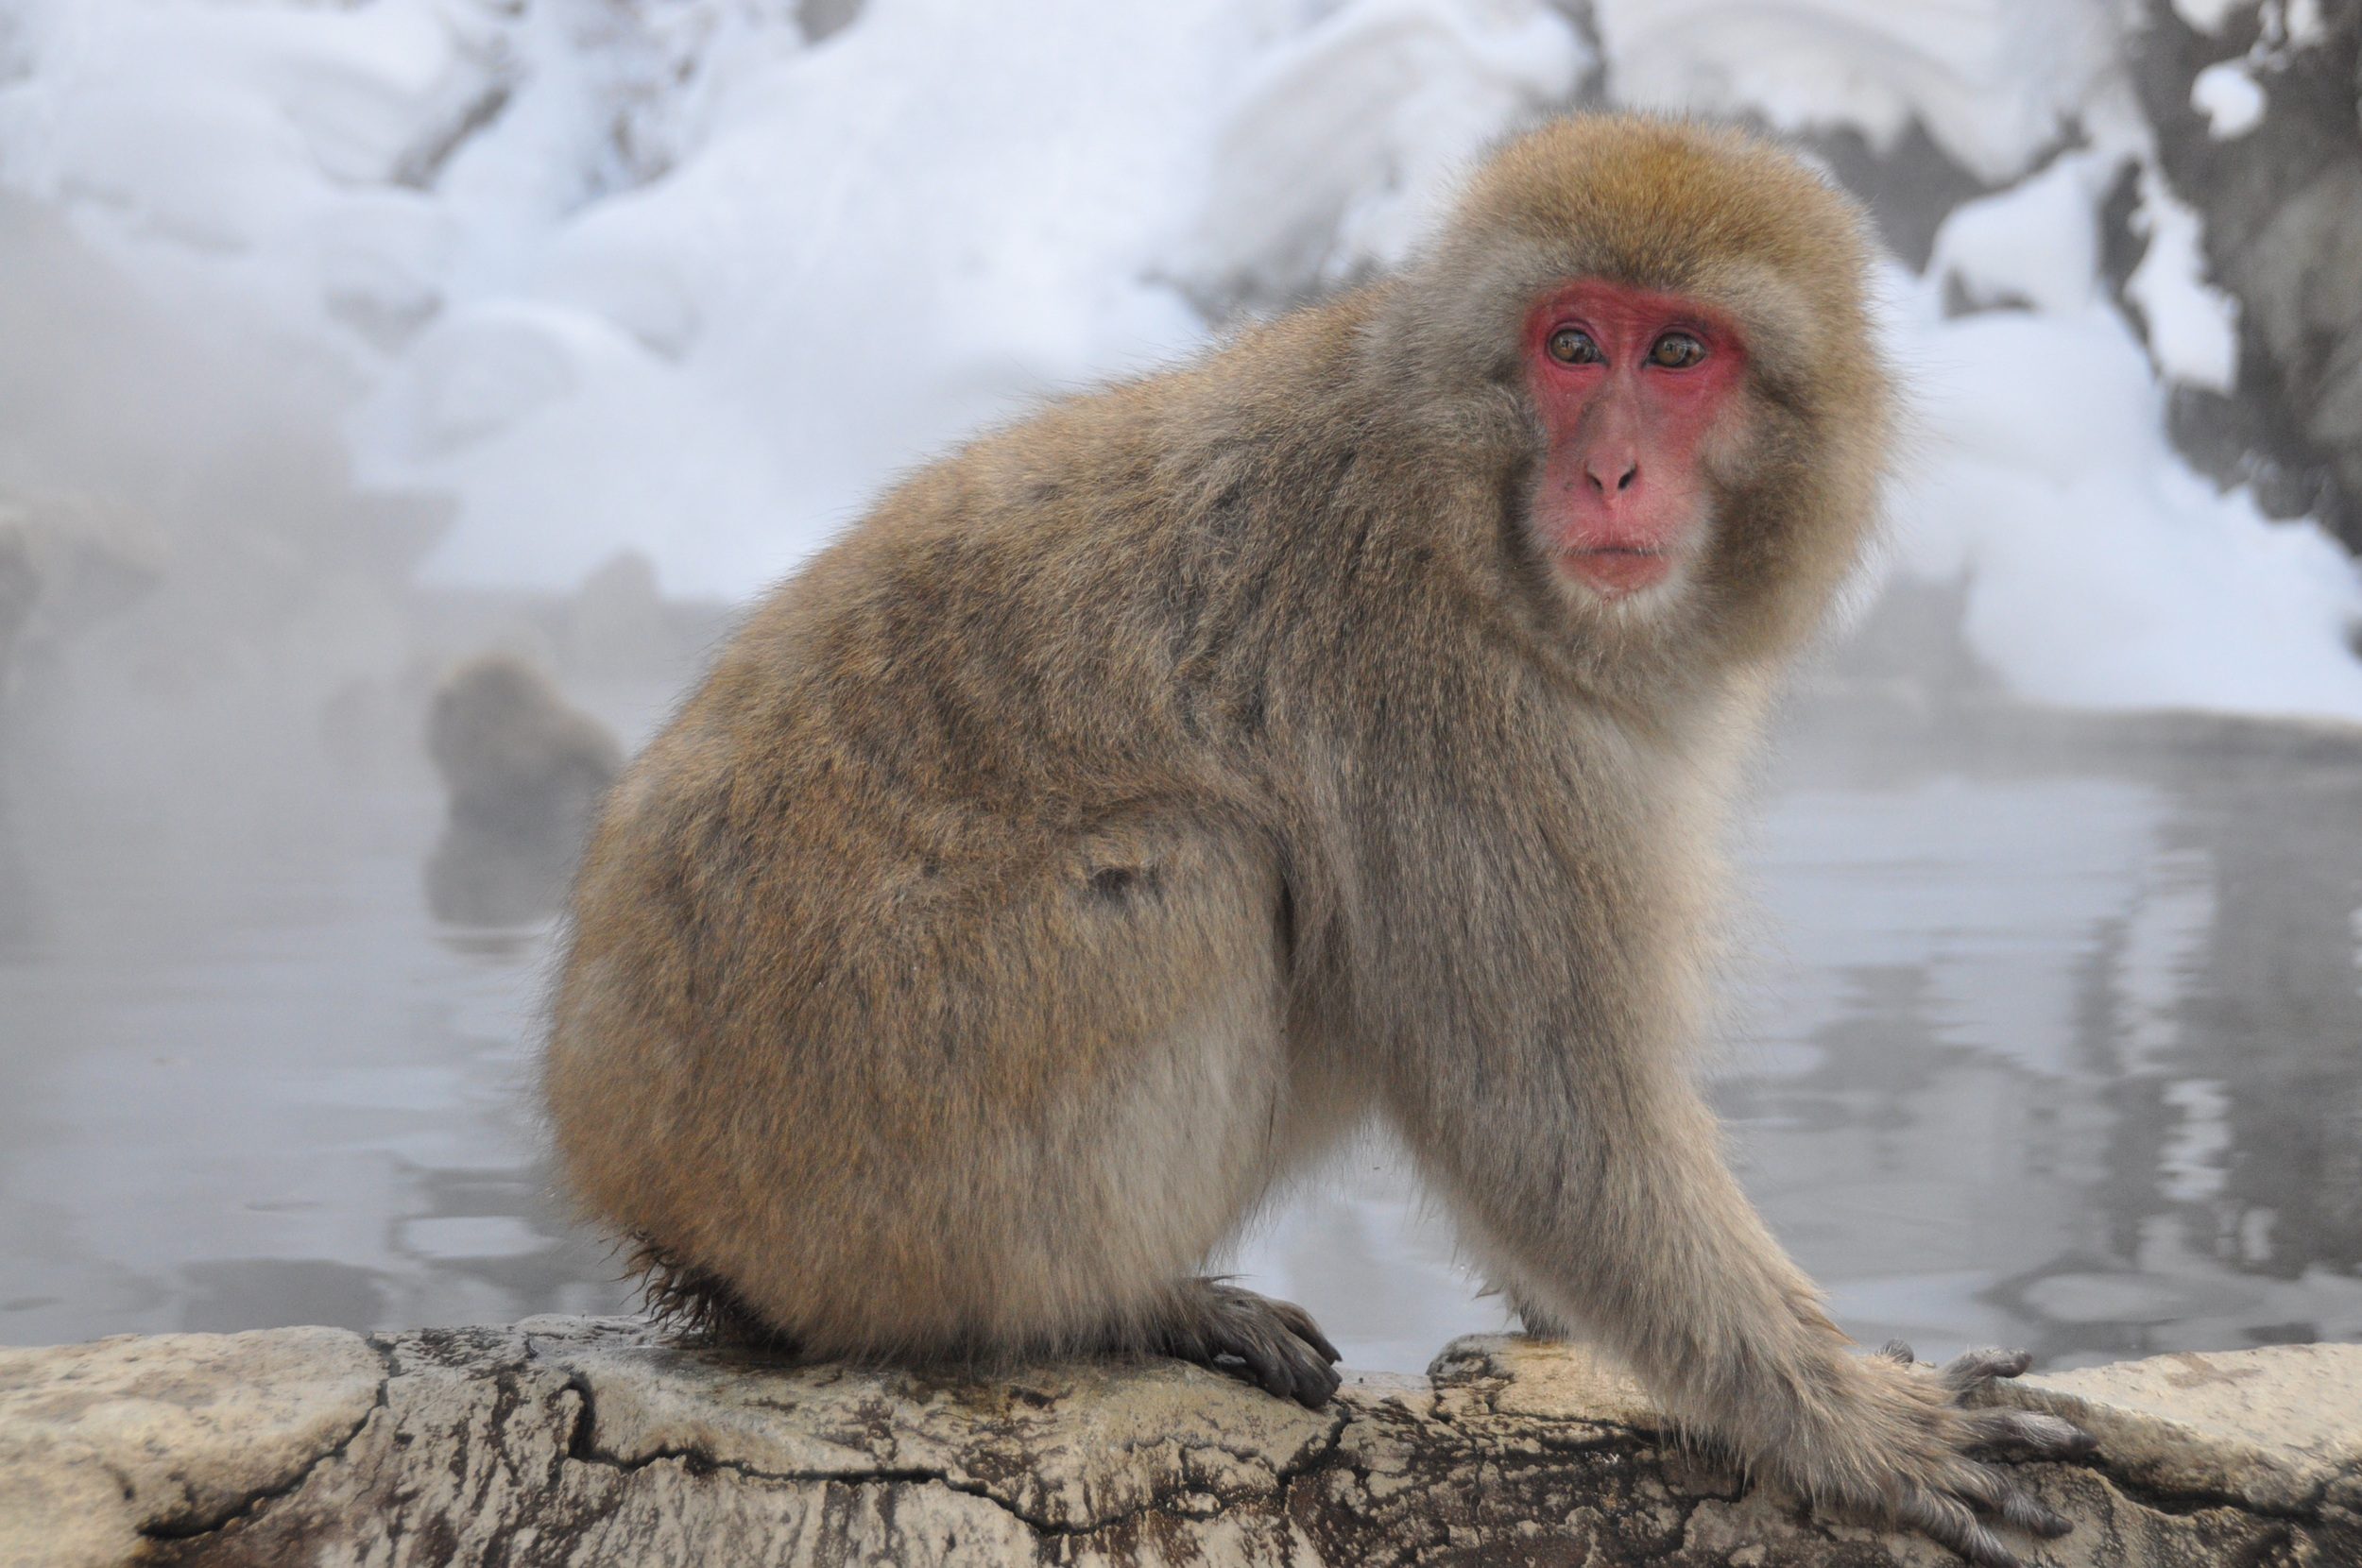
[1185,0,1586,305]
[366,0,1265,593]
[1594,0,2120,185]
[1910,150,2360,718]
[2192,60,2267,139]
[0,0,2356,720]
[1892,281,2362,717]
[2121,164,2243,395]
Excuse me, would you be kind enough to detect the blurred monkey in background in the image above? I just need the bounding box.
[426,652,619,926]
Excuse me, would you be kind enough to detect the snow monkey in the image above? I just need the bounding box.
[546,116,2093,1565]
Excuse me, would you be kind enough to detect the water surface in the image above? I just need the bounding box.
[3,697,2357,1375]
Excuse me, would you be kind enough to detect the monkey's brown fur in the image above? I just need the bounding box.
[547,117,2089,1564]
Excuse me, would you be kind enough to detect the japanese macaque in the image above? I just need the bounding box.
[425,653,621,926]
[546,116,2092,1565]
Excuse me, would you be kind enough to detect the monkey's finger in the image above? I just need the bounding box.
[1247,1336,1339,1409]
[1944,1458,2077,1541]
[1217,1315,1331,1408]
[1292,1354,1344,1408]
[1941,1347,2034,1393]
[1221,1347,1290,1404]
[1271,1334,1341,1406]
[1962,1406,2097,1458]
[1228,1335,1295,1403]
[1896,1488,2023,1568]
[2000,1489,2076,1541]
[1264,1297,1343,1365]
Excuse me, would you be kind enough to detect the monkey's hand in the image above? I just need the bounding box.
[1780,1342,2096,1568]
[1151,1278,1343,1409]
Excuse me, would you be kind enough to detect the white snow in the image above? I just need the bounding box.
[1887,269,2362,718]
[1594,0,2120,184]
[351,0,1274,593]
[0,0,2357,722]
[2124,164,2243,394]
[1927,151,2107,316]
[2172,0,2249,35]
[2192,60,2267,137]
[1185,0,1585,302]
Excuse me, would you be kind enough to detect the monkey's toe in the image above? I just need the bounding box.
[1505,1286,1575,1340]
[1942,1345,2098,1463]
[1151,1279,1343,1408]
[1257,1290,1344,1367]
[1905,1349,2092,1565]
[1964,1406,2098,1460]
[1942,1346,2036,1391]
[1801,1345,2094,1567]
[1895,1486,2025,1568]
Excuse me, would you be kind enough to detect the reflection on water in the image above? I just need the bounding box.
[0,782,616,1338]
[2,700,2357,1375]
[1232,707,2362,1372]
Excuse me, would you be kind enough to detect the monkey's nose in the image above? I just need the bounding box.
[1585,458,1639,498]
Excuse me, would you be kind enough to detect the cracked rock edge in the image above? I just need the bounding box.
[0,1319,2356,1567]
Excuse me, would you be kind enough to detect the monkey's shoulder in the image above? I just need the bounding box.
[862,287,1391,541]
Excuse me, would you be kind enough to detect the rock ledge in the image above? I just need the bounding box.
[2,1318,2355,1566]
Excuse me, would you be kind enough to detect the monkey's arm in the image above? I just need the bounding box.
[1383,991,2091,1568]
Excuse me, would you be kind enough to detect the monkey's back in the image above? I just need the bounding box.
[544,310,1372,1357]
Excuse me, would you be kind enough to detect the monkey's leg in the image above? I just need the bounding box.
[1503,1283,1573,1340]
[1395,1055,2092,1568]
[560,797,1361,1401]
[1472,1258,1576,1338]
[1126,1276,1342,1408]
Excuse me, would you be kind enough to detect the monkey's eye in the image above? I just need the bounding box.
[1648,332,1706,368]
[1546,327,1601,366]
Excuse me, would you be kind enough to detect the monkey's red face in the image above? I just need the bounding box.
[1522,281,1749,601]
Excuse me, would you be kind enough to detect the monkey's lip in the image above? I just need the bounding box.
[1560,545,1671,595]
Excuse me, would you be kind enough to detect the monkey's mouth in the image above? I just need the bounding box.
[1561,545,1670,596]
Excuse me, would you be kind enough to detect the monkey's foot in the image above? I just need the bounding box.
[1146,1278,1343,1409]
[1505,1287,1572,1340]
[628,1235,798,1352]
[1804,1342,2096,1568]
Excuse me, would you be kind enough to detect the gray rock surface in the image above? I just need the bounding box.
[2,1318,2356,1566]
[2128,0,2362,552]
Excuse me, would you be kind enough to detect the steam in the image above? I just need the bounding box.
[0,194,438,903]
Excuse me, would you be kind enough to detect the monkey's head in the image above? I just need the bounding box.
[1377,116,1891,673]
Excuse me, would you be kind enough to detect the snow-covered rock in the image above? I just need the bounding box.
[2123,0,2362,554]
[0,0,2356,723]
